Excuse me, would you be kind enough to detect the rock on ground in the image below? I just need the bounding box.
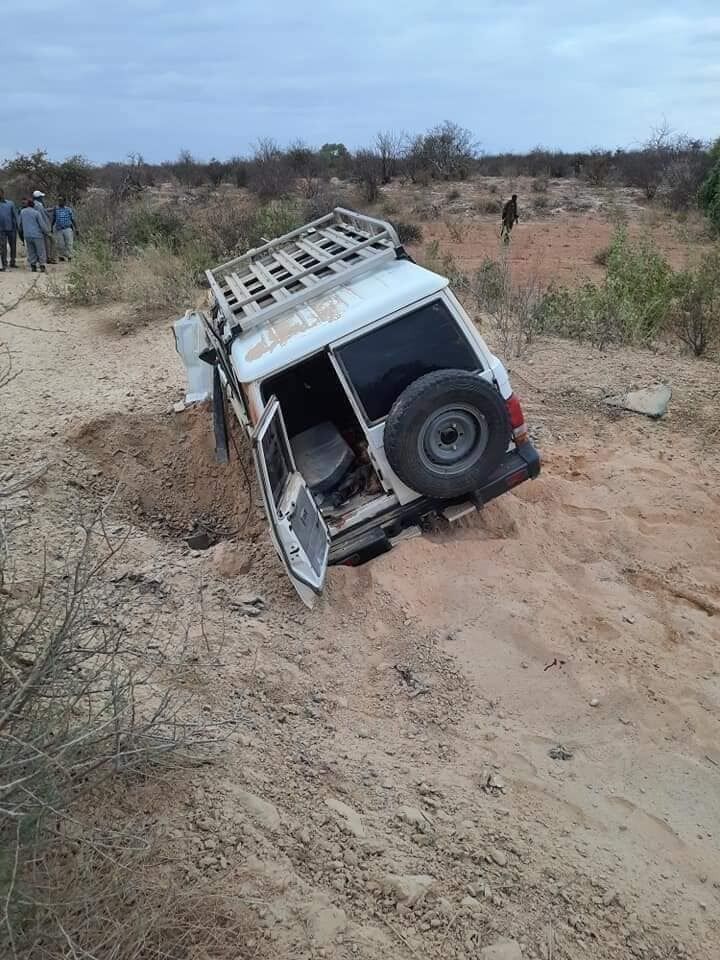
[234,789,281,830]
[325,796,366,838]
[605,383,672,418]
[382,874,437,906]
[305,899,348,945]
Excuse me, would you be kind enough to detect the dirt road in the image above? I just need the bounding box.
[2,267,719,959]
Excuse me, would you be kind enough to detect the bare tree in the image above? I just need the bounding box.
[375,130,403,184]
[248,138,293,198]
[354,149,383,202]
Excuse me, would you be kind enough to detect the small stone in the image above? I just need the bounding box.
[173,400,186,413]
[308,904,347,945]
[602,889,618,907]
[590,698,600,708]
[324,796,366,838]
[489,847,508,867]
[234,789,281,830]
[398,806,432,830]
[382,874,437,906]
[461,895,481,911]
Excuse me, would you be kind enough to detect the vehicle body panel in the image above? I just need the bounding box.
[229,259,448,384]
[251,397,330,605]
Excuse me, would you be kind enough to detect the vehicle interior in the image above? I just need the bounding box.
[260,351,386,520]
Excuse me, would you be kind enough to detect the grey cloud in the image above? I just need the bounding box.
[3,0,719,163]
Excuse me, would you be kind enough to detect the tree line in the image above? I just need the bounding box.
[2,120,719,228]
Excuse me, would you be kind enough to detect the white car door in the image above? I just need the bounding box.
[252,397,330,607]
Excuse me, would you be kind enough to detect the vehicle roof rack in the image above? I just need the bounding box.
[207,208,402,335]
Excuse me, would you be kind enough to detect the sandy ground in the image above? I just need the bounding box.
[2,240,720,959]
[385,175,708,286]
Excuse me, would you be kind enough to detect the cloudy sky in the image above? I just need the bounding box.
[3,0,719,163]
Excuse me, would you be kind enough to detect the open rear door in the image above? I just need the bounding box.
[252,398,330,607]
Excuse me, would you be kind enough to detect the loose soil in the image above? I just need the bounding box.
[2,192,720,960]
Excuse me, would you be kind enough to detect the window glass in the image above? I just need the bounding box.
[261,413,292,508]
[337,300,480,422]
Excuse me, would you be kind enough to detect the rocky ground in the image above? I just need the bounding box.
[1,249,719,959]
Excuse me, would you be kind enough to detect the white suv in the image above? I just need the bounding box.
[184,208,540,605]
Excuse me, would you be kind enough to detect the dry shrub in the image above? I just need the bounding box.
[422,240,470,295]
[119,244,201,327]
[0,513,218,955]
[593,245,611,267]
[444,219,465,243]
[531,176,549,193]
[412,200,441,220]
[475,197,502,216]
[16,813,261,959]
[673,247,720,356]
[392,220,423,244]
[472,256,542,357]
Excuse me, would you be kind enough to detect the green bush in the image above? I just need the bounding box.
[62,240,117,305]
[250,198,306,246]
[537,227,677,347]
[699,140,720,232]
[126,204,185,251]
[672,247,720,356]
[473,257,507,312]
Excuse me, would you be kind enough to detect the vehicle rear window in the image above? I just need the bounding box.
[336,299,480,422]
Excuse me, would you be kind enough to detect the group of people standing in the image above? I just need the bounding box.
[0,189,78,273]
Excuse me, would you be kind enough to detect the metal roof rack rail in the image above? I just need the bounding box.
[206,208,401,334]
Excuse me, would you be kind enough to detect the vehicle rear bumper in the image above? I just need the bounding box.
[329,441,540,566]
[475,440,541,505]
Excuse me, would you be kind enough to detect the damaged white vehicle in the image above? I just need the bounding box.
[180,209,540,605]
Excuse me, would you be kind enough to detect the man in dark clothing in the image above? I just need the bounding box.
[501,194,519,243]
[17,197,50,272]
[0,189,18,270]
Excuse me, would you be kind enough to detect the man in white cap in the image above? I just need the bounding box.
[32,191,57,263]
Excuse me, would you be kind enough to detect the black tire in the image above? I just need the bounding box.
[384,370,510,499]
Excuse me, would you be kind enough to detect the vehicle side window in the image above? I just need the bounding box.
[262,413,292,508]
[336,300,480,423]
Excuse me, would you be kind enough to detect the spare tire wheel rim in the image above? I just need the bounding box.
[417,403,489,477]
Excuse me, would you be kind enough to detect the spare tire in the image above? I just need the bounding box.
[384,370,510,499]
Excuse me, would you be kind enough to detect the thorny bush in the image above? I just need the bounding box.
[0,511,212,954]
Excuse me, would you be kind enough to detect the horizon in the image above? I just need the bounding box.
[0,128,714,170]
[3,1,719,165]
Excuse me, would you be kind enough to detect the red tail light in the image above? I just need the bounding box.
[506,393,529,445]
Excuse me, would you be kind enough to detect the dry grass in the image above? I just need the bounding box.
[0,508,225,957]
[118,245,202,330]
[13,798,263,960]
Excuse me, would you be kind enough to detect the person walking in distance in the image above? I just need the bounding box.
[0,189,19,271]
[500,193,519,244]
[32,190,57,263]
[52,198,78,261]
[17,197,51,272]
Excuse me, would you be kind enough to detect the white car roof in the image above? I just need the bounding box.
[229,259,448,383]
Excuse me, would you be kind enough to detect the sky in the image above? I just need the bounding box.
[2,0,719,164]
